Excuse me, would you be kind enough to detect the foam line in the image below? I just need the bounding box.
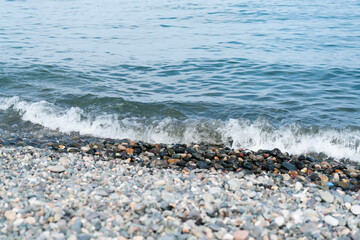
[0,96,359,161]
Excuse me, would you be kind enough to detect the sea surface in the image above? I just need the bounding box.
[1,0,360,161]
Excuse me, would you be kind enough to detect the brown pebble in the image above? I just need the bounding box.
[337,181,349,188]
[321,161,330,169]
[320,175,329,182]
[125,148,134,154]
[118,145,126,151]
[168,159,180,164]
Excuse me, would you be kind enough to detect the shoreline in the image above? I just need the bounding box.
[1,137,360,239]
[1,134,359,191]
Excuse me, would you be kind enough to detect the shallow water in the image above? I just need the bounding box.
[1,0,360,160]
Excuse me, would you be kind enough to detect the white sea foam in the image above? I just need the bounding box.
[1,96,359,161]
[0,96,19,110]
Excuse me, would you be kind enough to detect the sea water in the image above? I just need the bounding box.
[1,0,359,160]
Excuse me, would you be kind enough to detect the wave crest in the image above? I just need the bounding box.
[1,96,359,161]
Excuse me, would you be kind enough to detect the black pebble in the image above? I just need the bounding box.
[282,162,297,171]
[308,173,321,182]
[294,161,305,169]
[243,162,253,170]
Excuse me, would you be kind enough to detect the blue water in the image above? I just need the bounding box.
[1,0,360,160]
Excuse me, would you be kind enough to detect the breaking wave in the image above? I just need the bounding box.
[1,96,359,161]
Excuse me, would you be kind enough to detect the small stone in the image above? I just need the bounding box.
[209,187,222,195]
[85,212,100,221]
[320,191,334,203]
[132,236,144,240]
[4,210,16,221]
[77,234,92,240]
[182,222,191,234]
[125,148,134,154]
[282,174,290,181]
[300,222,316,233]
[168,159,180,164]
[337,182,349,189]
[70,220,82,233]
[295,182,303,191]
[341,228,351,236]
[48,165,66,173]
[274,216,285,226]
[350,205,360,215]
[94,190,108,197]
[25,217,36,225]
[308,173,321,182]
[333,173,340,182]
[294,161,305,169]
[13,218,23,226]
[345,202,351,210]
[319,174,329,182]
[154,180,166,186]
[203,193,214,203]
[233,230,249,240]
[54,213,61,222]
[81,146,90,151]
[344,195,353,203]
[243,162,253,170]
[228,178,241,191]
[68,235,77,240]
[282,162,297,171]
[323,215,339,226]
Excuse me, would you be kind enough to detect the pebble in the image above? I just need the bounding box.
[233,230,249,240]
[344,195,353,203]
[350,205,360,215]
[132,236,144,240]
[4,210,16,221]
[323,215,339,226]
[228,178,241,191]
[154,179,166,186]
[295,182,303,191]
[0,137,359,239]
[274,216,285,227]
[48,165,66,173]
[282,162,297,171]
[209,187,222,195]
[320,191,334,203]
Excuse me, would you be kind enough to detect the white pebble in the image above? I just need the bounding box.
[350,205,360,215]
[323,215,339,226]
[275,216,285,226]
[295,182,303,191]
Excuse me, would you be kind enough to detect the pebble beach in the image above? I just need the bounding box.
[2,0,360,239]
[1,133,360,240]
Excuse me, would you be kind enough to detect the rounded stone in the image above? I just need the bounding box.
[295,182,303,191]
[320,191,334,203]
[228,178,241,191]
[4,210,16,221]
[323,215,339,226]
[48,165,66,173]
[275,216,285,226]
[350,205,360,215]
[234,230,249,240]
[154,180,166,186]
